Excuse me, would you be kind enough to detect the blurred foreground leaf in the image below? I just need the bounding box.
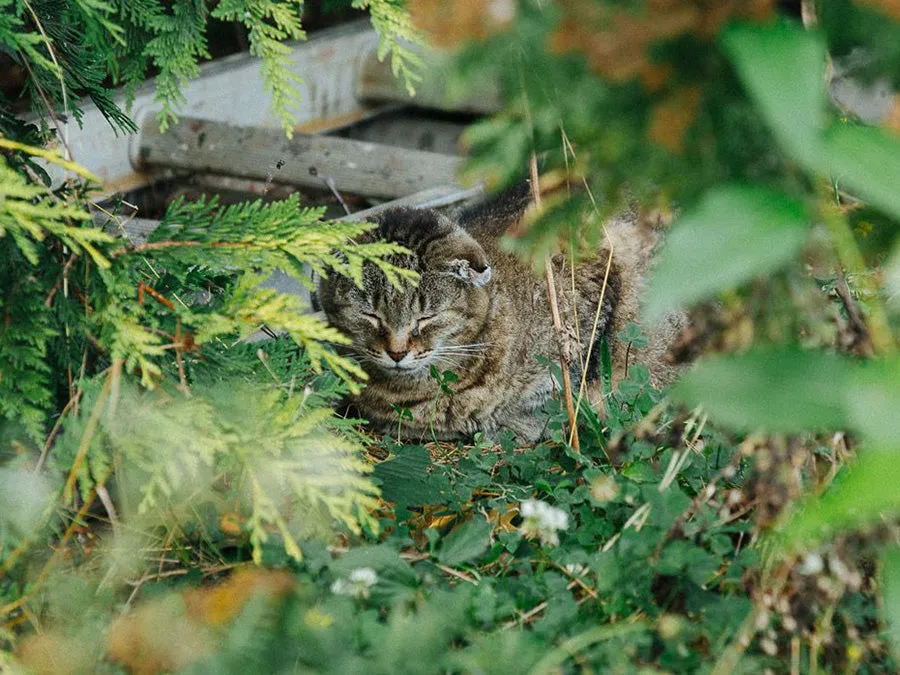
[672,348,854,431]
[0,469,55,537]
[883,547,900,661]
[646,185,809,321]
[825,123,900,220]
[845,358,900,446]
[723,22,826,170]
[780,449,900,546]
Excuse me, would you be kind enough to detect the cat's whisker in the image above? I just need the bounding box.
[435,354,481,363]
[437,346,490,354]
[434,346,485,356]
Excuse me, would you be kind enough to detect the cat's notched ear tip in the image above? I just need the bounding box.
[448,258,492,286]
[471,265,492,287]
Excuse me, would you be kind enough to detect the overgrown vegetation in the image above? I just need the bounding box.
[2,0,900,673]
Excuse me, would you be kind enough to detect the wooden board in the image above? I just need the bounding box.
[38,21,389,196]
[139,117,464,199]
[337,112,466,156]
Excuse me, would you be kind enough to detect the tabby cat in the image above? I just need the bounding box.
[318,186,685,441]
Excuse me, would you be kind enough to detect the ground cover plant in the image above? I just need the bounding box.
[2,0,900,672]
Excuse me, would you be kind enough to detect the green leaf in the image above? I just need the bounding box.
[645,185,809,321]
[722,22,826,170]
[825,122,900,220]
[883,547,900,661]
[437,518,492,566]
[621,462,656,483]
[374,446,446,507]
[673,348,854,432]
[845,358,900,446]
[780,449,900,547]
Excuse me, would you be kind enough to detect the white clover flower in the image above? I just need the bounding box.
[589,475,619,503]
[799,552,824,576]
[519,498,569,546]
[331,567,378,598]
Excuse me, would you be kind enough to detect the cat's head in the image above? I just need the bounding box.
[318,207,493,377]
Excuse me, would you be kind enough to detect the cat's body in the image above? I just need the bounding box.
[318,186,685,442]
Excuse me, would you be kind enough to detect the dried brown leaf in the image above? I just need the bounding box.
[410,0,514,48]
[647,86,702,153]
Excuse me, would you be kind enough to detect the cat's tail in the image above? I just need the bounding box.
[457,181,533,236]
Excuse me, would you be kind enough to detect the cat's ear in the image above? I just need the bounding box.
[448,258,492,287]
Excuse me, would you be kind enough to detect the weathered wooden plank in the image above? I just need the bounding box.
[356,47,502,115]
[38,21,389,196]
[138,117,464,199]
[337,112,466,155]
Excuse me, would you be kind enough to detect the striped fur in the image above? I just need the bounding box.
[318,189,685,442]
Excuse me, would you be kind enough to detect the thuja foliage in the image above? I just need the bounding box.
[5,1,900,675]
[0,0,423,138]
[0,0,423,660]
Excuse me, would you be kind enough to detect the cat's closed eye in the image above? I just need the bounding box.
[362,312,382,329]
[413,315,437,337]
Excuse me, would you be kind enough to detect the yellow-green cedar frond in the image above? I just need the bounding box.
[211,1,306,137]
[103,386,228,513]
[54,380,380,563]
[145,195,405,282]
[73,0,126,47]
[353,0,425,95]
[0,6,56,78]
[231,388,380,562]
[0,155,113,266]
[139,0,211,131]
[197,276,368,392]
[146,195,417,288]
[105,317,166,387]
[113,196,417,392]
[338,236,420,288]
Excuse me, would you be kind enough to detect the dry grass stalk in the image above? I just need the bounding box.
[530,154,580,452]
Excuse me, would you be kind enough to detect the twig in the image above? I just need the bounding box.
[321,174,352,216]
[800,0,817,27]
[35,388,83,472]
[833,275,873,355]
[503,600,548,629]
[111,239,251,257]
[44,252,79,307]
[435,563,479,586]
[531,155,580,452]
[96,484,121,537]
[22,0,74,161]
[571,177,613,426]
[818,181,895,354]
[63,371,112,503]
[138,281,176,311]
[174,318,190,395]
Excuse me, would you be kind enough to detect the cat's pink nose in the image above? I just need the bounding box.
[387,350,409,363]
